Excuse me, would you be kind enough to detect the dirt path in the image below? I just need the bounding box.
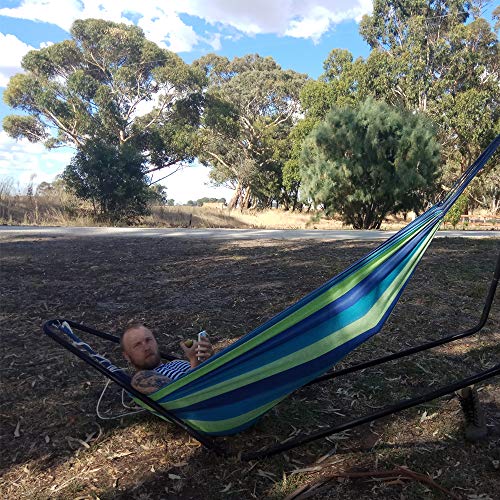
[1,234,499,499]
[1,225,499,241]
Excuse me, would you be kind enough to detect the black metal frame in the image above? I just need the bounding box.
[43,250,499,461]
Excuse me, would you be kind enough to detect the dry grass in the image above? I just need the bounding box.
[0,194,94,227]
[145,205,349,229]
[1,194,498,230]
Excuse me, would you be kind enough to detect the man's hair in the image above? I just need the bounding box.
[120,321,146,349]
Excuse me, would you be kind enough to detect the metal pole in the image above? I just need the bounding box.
[242,363,500,461]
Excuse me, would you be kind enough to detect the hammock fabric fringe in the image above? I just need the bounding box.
[43,135,500,458]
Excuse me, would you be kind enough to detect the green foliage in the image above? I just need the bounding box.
[184,197,226,207]
[148,184,168,205]
[3,9,498,221]
[194,53,307,209]
[299,0,499,213]
[282,117,317,209]
[300,98,441,229]
[2,18,209,222]
[34,176,71,199]
[3,18,204,173]
[196,197,227,205]
[468,163,500,214]
[2,115,49,144]
[444,194,469,228]
[63,141,151,222]
[358,0,499,166]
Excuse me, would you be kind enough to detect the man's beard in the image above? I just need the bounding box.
[133,352,161,370]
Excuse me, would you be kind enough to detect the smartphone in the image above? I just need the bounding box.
[197,331,208,360]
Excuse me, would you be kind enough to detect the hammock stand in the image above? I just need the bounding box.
[42,249,499,461]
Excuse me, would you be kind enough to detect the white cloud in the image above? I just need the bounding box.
[136,9,200,53]
[0,130,73,187]
[285,2,372,42]
[0,34,56,88]
[286,7,334,42]
[0,33,34,87]
[0,0,373,54]
[0,0,83,31]
[184,0,373,39]
[0,1,202,52]
[206,33,222,51]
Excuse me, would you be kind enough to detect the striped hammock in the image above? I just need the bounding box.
[130,136,498,435]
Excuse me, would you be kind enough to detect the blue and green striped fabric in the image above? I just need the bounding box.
[134,136,499,435]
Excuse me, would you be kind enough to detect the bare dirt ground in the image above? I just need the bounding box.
[0,234,499,499]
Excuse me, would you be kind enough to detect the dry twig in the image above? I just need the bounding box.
[284,466,460,500]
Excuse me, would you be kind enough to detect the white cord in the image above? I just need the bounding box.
[121,386,143,410]
[95,379,145,420]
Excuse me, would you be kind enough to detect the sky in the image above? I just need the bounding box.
[0,0,374,203]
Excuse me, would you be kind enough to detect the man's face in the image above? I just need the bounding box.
[122,326,161,370]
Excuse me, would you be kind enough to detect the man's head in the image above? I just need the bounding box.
[121,323,161,370]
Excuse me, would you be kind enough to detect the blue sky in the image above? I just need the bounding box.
[0,0,374,202]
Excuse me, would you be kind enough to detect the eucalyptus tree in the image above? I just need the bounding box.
[3,18,206,175]
[194,54,307,209]
[296,1,498,212]
[358,0,499,172]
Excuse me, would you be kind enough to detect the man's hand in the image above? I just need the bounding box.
[180,336,214,368]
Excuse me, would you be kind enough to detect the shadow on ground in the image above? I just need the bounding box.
[0,234,498,499]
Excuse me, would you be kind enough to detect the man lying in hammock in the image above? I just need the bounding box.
[120,322,214,394]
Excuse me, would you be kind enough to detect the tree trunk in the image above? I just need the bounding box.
[492,194,499,215]
[241,187,251,211]
[228,181,242,210]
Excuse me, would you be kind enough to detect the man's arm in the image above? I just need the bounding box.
[131,370,172,394]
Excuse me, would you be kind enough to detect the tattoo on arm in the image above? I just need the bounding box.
[132,370,172,394]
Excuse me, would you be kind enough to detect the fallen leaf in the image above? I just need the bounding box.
[67,436,90,449]
[257,469,276,480]
[108,451,134,460]
[290,466,324,475]
[220,482,232,493]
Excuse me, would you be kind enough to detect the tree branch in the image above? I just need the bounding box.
[284,467,459,500]
[144,159,183,175]
[205,150,239,176]
[42,107,84,147]
[148,165,184,185]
